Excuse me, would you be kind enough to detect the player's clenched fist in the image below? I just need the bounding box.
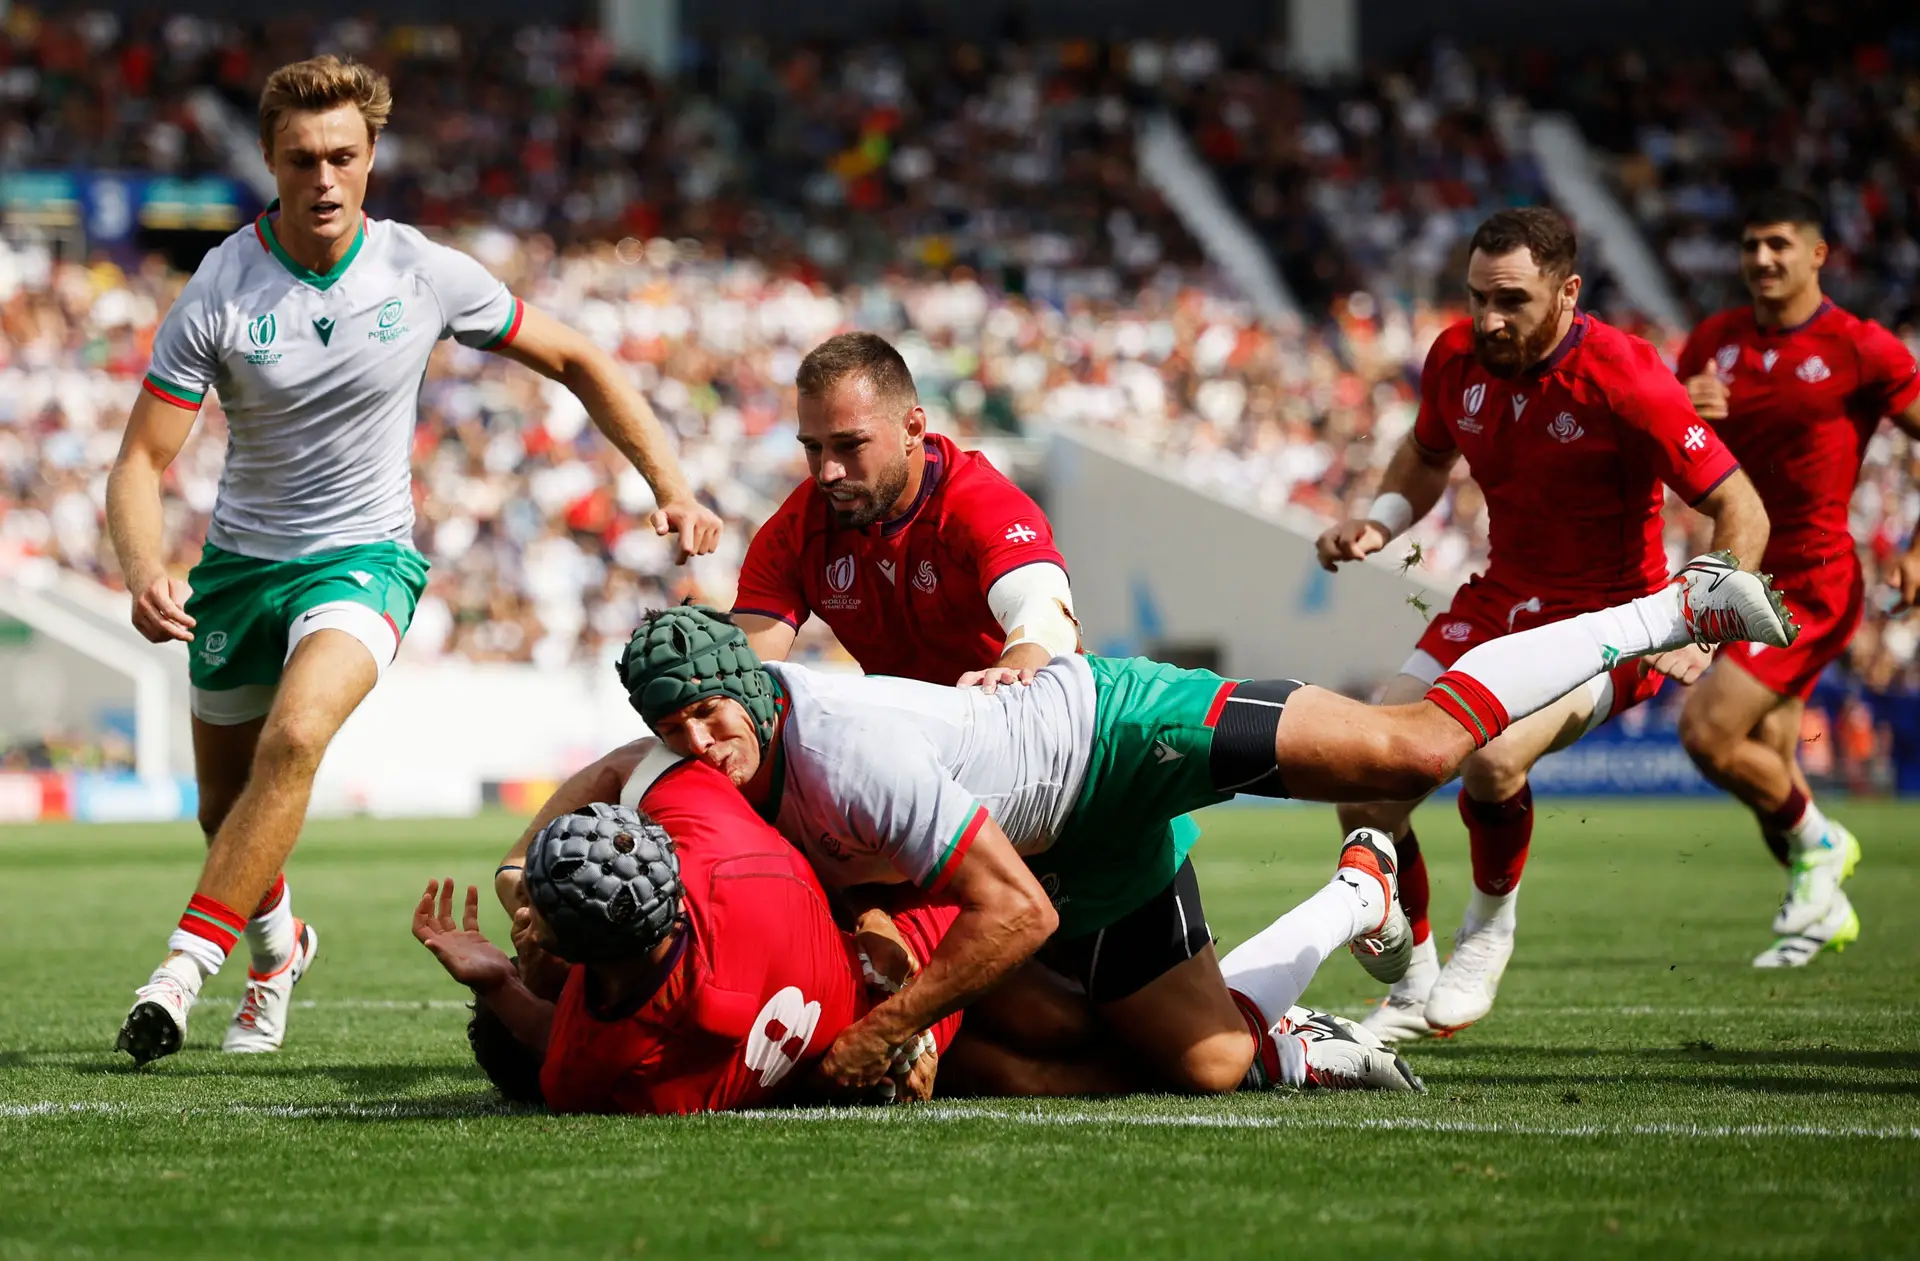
[1684,372,1730,420]
[128,571,195,644]
[1315,518,1391,572]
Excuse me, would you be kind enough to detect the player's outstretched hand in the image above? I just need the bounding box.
[1685,372,1730,420]
[649,498,724,564]
[129,572,195,643]
[1884,551,1920,613]
[412,879,515,994]
[957,666,1037,695]
[1315,519,1390,572]
[1645,645,1712,685]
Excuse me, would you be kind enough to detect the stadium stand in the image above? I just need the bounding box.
[0,14,1914,780]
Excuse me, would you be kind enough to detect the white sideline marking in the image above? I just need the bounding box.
[3,1099,1916,1140]
[725,1107,1920,1141]
[270,998,1918,1021]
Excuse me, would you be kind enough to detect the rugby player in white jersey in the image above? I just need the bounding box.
[613,580,1793,1094]
[108,56,722,1066]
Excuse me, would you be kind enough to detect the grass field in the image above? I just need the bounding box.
[3,799,1917,1259]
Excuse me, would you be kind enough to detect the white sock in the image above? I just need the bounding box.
[1786,799,1831,854]
[1462,884,1520,935]
[1221,877,1371,1032]
[246,883,298,975]
[153,946,213,993]
[1447,587,1689,726]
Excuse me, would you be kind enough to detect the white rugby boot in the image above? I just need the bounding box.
[1772,821,1860,937]
[117,971,197,1067]
[1673,551,1798,649]
[1754,891,1860,969]
[1424,918,1515,1035]
[1339,828,1412,985]
[223,921,319,1053]
[1363,935,1439,1043]
[1274,1007,1424,1092]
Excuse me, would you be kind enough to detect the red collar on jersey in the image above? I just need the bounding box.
[877,438,948,539]
[1524,313,1589,379]
[1754,298,1835,337]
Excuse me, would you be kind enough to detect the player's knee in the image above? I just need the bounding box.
[1459,745,1530,802]
[1677,706,1731,769]
[1164,1040,1254,1095]
[255,708,336,774]
[1368,726,1450,801]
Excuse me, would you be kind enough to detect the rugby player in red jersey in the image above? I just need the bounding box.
[1674,190,1920,968]
[422,748,963,1114]
[1316,207,1772,1040]
[731,331,1079,688]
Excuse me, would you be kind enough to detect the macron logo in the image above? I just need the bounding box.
[1005,523,1038,544]
[1151,740,1183,765]
[348,571,373,587]
[1683,425,1709,453]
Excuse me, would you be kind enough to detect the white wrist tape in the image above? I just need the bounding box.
[1368,492,1414,540]
[988,563,1081,659]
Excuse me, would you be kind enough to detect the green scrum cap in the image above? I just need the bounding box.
[616,605,779,747]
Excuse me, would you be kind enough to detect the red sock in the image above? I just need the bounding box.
[1460,784,1534,896]
[253,873,287,919]
[1748,804,1791,868]
[1426,671,1512,749]
[1229,988,1282,1090]
[177,894,249,958]
[1396,829,1432,946]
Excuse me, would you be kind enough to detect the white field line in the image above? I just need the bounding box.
[270,999,1918,1020]
[3,1099,1917,1141]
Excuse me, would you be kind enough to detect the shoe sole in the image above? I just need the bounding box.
[117,1001,183,1067]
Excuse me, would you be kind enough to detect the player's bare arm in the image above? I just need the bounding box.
[1645,470,1771,683]
[494,739,655,911]
[414,880,554,1052]
[105,389,201,643]
[1315,434,1459,572]
[1691,470,1769,573]
[1883,395,1920,610]
[492,306,720,563]
[733,613,800,664]
[821,820,1057,1089]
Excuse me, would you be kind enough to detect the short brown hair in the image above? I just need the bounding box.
[258,56,393,154]
[796,332,919,407]
[1468,207,1578,279]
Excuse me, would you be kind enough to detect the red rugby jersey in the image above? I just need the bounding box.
[734,432,1066,684]
[1413,314,1741,604]
[539,759,865,1116]
[1676,300,1920,581]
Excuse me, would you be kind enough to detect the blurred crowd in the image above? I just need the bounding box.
[0,7,1917,788]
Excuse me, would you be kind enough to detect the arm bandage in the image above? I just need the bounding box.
[987,563,1081,659]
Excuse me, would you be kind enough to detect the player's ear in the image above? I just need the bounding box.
[1809,235,1828,269]
[903,404,927,449]
[1561,272,1583,312]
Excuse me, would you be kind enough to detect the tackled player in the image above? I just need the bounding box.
[609,578,1792,1096]
[110,56,722,1066]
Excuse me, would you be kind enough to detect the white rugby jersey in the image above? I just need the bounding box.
[143,203,523,560]
[759,656,1097,892]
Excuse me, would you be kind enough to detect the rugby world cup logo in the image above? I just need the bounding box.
[1462,383,1485,416]
[826,554,856,594]
[248,314,276,347]
[1714,344,1739,379]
